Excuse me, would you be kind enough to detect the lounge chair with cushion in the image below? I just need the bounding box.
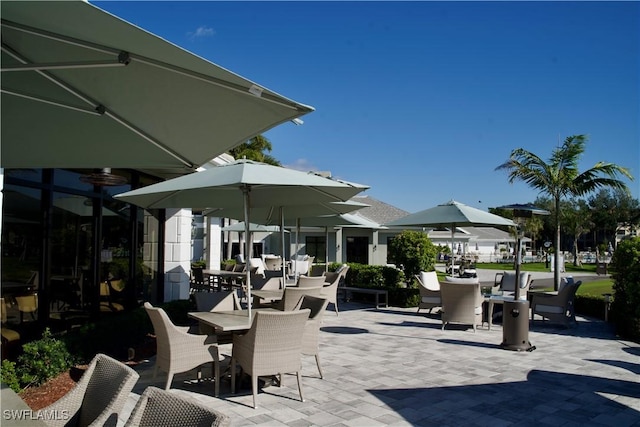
[531,280,582,327]
[415,271,441,314]
[231,309,311,408]
[440,277,483,332]
[43,353,139,427]
[124,386,230,427]
[494,271,532,298]
[144,302,222,396]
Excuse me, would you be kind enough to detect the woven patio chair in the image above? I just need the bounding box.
[123,386,230,427]
[321,265,349,314]
[42,353,139,427]
[294,295,329,378]
[144,302,222,396]
[494,271,533,298]
[263,256,282,271]
[440,278,483,332]
[277,286,323,311]
[231,309,310,408]
[297,275,327,288]
[531,281,582,327]
[415,271,441,314]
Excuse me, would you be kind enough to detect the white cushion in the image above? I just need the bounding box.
[419,271,440,291]
[536,304,563,314]
[444,276,479,284]
[474,306,483,315]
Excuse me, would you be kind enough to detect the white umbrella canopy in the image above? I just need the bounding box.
[114,159,369,317]
[386,200,516,263]
[0,1,313,174]
[220,222,287,233]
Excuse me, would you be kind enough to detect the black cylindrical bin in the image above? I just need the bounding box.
[501,300,532,351]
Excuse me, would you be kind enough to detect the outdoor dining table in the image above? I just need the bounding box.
[203,269,246,290]
[188,308,278,332]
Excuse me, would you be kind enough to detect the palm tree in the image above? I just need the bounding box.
[496,135,633,290]
[229,135,280,165]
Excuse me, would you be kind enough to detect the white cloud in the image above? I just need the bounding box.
[284,158,317,172]
[188,26,215,40]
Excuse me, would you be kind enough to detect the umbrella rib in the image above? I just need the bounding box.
[1,18,313,114]
[0,88,102,115]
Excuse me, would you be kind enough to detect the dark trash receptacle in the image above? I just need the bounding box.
[596,263,608,275]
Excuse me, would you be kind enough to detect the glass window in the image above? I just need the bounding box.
[306,236,326,263]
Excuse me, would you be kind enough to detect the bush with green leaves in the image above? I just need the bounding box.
[388,230,438,281]
[610,237,640,341]
[16,328,75,389]
[1,359,21,392]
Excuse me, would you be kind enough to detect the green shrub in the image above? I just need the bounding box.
[610,237,640,341]
[345,263,405,288]
[191,260,207,268]
[1,359,21,392]
[388,287,420,307]
[574,294,607,321]
[388,230,438,281]
[17,328,74,389]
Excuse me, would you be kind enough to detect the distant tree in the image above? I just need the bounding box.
[562,198,594,266]
[229,135,280,165]
[496,135,633,290]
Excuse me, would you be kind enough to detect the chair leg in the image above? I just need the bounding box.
[230,358,236,394]
[296,371,304,402]
[278,373,283,387]
[213,360,220,397]
[315,354,324,379]
[252,374,258,409]
[165,373,174,390]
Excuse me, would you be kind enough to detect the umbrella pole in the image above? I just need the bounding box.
[280,207,286,288]
[325,226,329,273]
[243,186,251,319]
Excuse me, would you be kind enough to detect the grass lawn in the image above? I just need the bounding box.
[476,262,599,274]
[476,262,614,296]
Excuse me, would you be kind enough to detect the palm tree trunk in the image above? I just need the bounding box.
[554,196,561,291]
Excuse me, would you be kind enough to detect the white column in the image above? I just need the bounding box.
[335,228,344,264]
[164,208,192,301]
[206,216,221,270]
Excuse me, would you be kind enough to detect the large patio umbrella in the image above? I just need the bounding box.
[114,159,368,318]
[1,1,313,174]
[386,200,516,270]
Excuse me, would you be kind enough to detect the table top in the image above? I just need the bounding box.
[252,289,284,300]
[203,270,246,278]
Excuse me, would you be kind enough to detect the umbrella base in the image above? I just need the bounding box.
[500,300,535,352]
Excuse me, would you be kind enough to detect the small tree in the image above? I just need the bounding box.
[610,237,640,341]
[388,230,438,282]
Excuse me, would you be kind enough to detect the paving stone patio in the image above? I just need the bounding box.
[119,297,640,426]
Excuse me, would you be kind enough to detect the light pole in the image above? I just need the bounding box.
[497,204,550,351]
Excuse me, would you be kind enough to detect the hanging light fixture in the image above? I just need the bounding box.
[80,168,128,186]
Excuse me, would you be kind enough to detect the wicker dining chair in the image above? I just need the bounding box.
[144,302,222,397]
[295,295,329,378]
[43,353,139,427]
[440,278,483,332]
[123,386,230,427]
[231,309,310,408]
[297,275,327,288]
[277,286,323,311]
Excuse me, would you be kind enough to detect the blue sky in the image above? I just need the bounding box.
[95,1,639,214]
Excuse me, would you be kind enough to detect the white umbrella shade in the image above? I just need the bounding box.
[114,159,369,318]
[386,200,516,263]
[0,1,313,174]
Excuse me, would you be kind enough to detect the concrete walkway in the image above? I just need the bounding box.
[119,298,640,426]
